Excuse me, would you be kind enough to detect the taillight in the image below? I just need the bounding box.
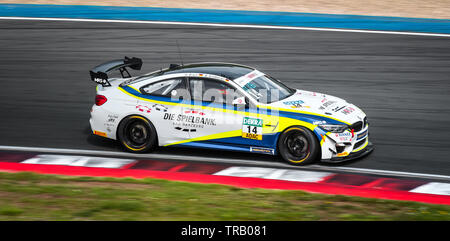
[95,95,107,106]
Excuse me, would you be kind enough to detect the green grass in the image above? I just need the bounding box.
[0,172,448,220]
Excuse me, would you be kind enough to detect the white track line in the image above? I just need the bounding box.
[0,17,450,38]
[0,145,449,181]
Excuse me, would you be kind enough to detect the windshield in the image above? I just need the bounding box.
[236,73,294,103]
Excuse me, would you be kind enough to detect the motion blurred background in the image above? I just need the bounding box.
[1,0,450,19]
[0,0,449,221]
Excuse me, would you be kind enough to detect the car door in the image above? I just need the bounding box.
[138,77,191,145]
[187,77,248,145]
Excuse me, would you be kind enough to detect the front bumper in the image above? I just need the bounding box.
[322,141,374,163]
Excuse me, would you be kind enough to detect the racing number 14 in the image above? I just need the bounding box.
[247,126,258,134]
[242,117,263,140]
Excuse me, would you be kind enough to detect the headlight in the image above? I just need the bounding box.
[318,124,349,133]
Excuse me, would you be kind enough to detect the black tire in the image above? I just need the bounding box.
[117,115,158,153]
[277,126,320,165]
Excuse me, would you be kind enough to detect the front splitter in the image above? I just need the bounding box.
[322,141,374,163]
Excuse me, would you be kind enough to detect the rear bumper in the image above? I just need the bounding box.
[89,104,118,140]
[322,141,374,163]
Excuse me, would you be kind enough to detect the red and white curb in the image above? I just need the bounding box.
[214,167,333,183]
[0,153,449,205]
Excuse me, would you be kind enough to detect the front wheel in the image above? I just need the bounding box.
[278,126,320,165]
[117,115,157,153]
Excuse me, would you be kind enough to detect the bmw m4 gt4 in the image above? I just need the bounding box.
[89,57,373,165]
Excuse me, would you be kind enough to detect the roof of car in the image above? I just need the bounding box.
[158,62,256,80]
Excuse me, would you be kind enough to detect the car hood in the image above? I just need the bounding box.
[267,89,366,125]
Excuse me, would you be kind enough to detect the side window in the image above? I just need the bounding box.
[189,78,243,104]
[140,78,187,98]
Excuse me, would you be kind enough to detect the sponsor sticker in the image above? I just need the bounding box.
[184,73,229,82]
[313,120,326,125]
[136,105,151,113]
[322,100,337,108]
[106,114,118,123]
[335,132,352,141]
[152,104,168,112]
[357,129,368,140]
[283,100,309,109]
[250,147,275,155]
[234,70,264,87]
[164,110,216,132]
[242,117,263,140]
[93,77,108,85]
[341,106,355,115]
[283,100,303,105]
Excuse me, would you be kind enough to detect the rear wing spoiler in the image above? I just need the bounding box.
[89,56,143,87]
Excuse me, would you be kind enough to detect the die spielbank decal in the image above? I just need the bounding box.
[164,112,217,132]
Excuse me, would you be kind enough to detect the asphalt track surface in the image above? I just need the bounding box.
[0,20,449,176]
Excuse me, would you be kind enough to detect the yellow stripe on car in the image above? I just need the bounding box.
[257,105,351,125]
[119,86,348,126]
[164,129,242,146]
[117,86,355,147]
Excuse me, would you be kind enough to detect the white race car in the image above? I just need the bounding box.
[89,57,373,165]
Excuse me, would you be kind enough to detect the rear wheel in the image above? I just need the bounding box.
[117,115,157,153]
[278,126,320,165]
